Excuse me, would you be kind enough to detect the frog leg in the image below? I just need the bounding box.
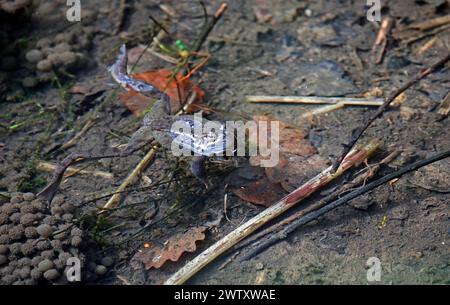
[122,125,155,156]
[190,155,211,189]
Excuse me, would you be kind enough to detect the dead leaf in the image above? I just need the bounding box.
[231,177,286,207]
[118,69,205,116]
[249,115,317,166]
[132,226,207,270]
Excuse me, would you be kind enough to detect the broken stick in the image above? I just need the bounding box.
[332,53,450,173]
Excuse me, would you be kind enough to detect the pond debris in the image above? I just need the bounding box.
[372,17,395,65]
[36,161,113,180]
[132,226,207,270]
[437,92,450,120]
[246,95,384,106]
[118,69,205,116]
[164,140,380,284]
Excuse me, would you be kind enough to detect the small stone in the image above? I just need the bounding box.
[0,234,10,244]
[9,212,21,224]
[71,236,82,247]
[41,250,55,260]
[255,262,264,270]
[61,203,75,214]
[62,213,73,221]
[43,216,57,226]
[36,224,53,238]
[30,268,42,280]
[2,274,16,285]
[31,199,45,211]
[9,212,22,223]
[0,213,7,225]
[20,204,37,214]
[22,193,35,201]
[38,259,54,272]
[25,49,44,63]
[100,256,114,267]
[43,269,60,281]
[10,194,23,204]
[31,256,43,267]
[19,266,31,279]
[8,225,25,241]
[54,42,71,53]
[0,244,8,254]
[20,242,35,256]
[50,205,63,215]
[70,227,82,237]
[9,242,22,255]
[36,59,52,72]
[0,254,8,265]
[95,265,107,276]
[50,239,62,251]
[36,37,52,48]
[20,213,37,226]
[52,196,65,206]
[22,76,38,88]
[24,227,38,239]
[17,257,31,267]
[36,240,51,251]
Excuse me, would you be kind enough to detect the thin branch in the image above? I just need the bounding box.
[164,139,380,285]
[332,53,450,172]
[241,149,450,260]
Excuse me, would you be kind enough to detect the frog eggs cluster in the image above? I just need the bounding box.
[0,193,86,284]
[22,28,92,88]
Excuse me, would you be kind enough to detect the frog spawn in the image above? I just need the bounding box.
[0,192,111,284]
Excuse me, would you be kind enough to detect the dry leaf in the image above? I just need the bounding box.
[132,226,207,270]
[231,177,286,207]
[119,69,205,116]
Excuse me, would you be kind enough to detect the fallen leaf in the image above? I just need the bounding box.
[132,226,207,270]
[249,115,317,166]
[118,69,205,116]
[231,177,286,207]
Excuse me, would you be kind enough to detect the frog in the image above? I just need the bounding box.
[38,44,232,204]
[110,44,232,188]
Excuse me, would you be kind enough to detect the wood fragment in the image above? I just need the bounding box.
[236,150,400,254]
[241,149,450,260]
[373,17,394,65]
[101,148,157,211]
[438,92,450,121]
[164,140,380,285]
[398,14,450,32]
[246,95,384,106]
[36,161,114,179]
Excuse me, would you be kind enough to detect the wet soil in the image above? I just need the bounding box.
[0,0,449,284]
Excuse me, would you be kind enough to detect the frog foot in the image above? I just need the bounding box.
[190,155,212,189]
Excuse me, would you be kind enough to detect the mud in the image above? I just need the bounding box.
[0,0,449,285]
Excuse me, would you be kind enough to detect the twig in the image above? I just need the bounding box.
[373,17,394,65]
[397,14,450,32]
[246,95,384,106]
[241,149,450,260]
[36,160,114,179]
[193,3,228,53]
[236,150,400,254]
[332,53,450,172]
[60,118,96,151]
[164,139,380,284]
[101,147,157,211]
[437,91,450,121]
[298,103,345,120]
